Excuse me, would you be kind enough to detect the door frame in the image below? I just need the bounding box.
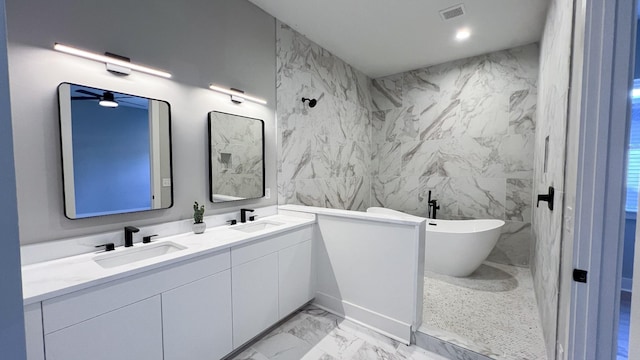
[0,0,27,358]
[566,0,637,359]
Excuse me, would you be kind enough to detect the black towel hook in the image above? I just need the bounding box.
[537,186,554,211]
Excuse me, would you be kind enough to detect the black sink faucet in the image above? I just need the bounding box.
[240,209,254,223]
[427,191,440,219]
[124,226,139,247]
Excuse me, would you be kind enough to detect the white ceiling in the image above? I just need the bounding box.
[248,0,550,78]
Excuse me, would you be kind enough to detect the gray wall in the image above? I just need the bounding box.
[370,44,539,267]
[531,0,575,357]
[0,0,26,357]
[6,0,277,244]
[276,22,373,210]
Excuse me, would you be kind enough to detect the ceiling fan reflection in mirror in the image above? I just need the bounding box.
[71,89,139,108]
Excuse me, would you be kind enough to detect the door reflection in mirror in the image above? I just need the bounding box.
[58,83,173,219]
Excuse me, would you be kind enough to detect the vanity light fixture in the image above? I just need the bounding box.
[53,43,172,78]
[455,28,471,41]
[229,88,246,104]
[208,84,267,105]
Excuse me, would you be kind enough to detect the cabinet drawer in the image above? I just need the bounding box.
[45,296,163,360]
[231,225,312,266]
[42,250,230,334]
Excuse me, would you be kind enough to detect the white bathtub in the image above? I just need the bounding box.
[366,207,505,277]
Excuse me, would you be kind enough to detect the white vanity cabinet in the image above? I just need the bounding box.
[45,296,163,360]
[22,220,316,360]
[39,251,231,360]
[232,252,279,347]
[230,225,314,348]
[162,269,233,360]
[278,239,314,316]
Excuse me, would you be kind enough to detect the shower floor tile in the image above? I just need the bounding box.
[422,261,547,360]
[229,305,450,360]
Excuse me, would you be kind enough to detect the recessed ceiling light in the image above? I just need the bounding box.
[456,29,471,41]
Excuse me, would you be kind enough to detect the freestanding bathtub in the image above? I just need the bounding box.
[366,207,505,277]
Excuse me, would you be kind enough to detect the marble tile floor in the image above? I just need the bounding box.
[228,305,451,360]
[422,261,546,359]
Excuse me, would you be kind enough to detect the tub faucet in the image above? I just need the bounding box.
[124,226,139,247]
[427,191,440,219]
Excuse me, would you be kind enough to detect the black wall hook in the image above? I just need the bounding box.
[537,186,554,211]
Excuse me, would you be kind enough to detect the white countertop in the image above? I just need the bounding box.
[21,214,315,305]
[279,205,425,226]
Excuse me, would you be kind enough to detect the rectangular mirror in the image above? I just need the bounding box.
[208,111,264,203]
[58,83,173,219]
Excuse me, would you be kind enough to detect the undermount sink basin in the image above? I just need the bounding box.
[94,241,186,269]
[232,220,284,233]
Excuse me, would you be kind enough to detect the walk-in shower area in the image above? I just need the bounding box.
[275,0,572,354]
[366,41,553,359]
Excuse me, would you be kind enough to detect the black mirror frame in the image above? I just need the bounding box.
[207,111,265,203]
[57,82,174,219]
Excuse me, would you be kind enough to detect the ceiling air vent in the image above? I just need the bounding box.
[439,4,466,21]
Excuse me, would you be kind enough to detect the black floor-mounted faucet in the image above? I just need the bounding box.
[427,191,440,219]
[124,226,139,247]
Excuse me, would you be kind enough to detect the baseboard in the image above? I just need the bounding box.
[313,291,412,344]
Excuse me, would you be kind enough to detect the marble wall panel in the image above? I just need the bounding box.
[283,176,370,212]
[401,139,446,178]
[440,137,504,178]
[371,74,403,111]
[418,100,462,141]
[506,179,533,222]
[372,141,402,178]
[371,175,420,215]
[509,89,537,134]
[530,0,574,357]
[371,44,539,268]
[371,107,419,144]
[454,177,506,220]
[277,22,372,209]
[500,134,535,179]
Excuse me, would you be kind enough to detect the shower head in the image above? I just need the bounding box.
[301,97,317,108]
